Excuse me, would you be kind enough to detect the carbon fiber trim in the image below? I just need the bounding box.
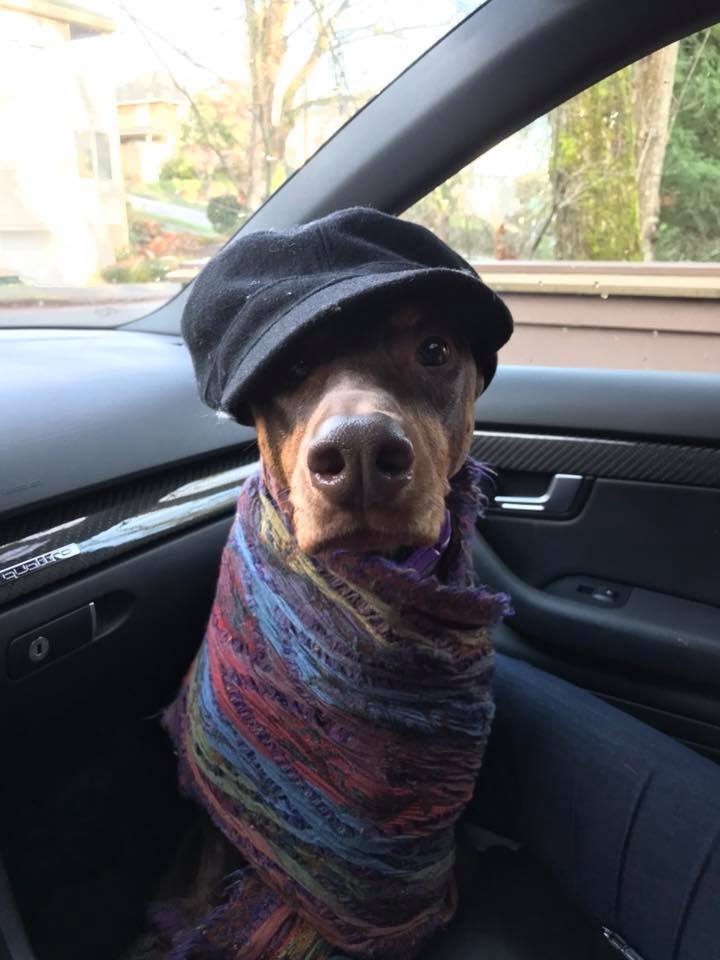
[471,431,720,489]
[0,445,258,607]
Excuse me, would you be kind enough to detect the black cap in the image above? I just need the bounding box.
[182,206,513,424]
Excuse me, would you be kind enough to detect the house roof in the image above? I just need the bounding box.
[117,72,184,106]
[1,0,115,34]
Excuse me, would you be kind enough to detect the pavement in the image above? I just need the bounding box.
[127,193,213,232]
[0,301,173,328]
[0,282,182,328]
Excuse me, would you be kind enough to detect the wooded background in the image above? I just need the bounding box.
[410,24,720,262]
[136,2,720,262]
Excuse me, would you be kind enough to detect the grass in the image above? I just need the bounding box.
[148,213,218,238]
[131,181,206,211]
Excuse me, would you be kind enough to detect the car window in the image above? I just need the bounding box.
[0,0,481,325]
[406,24,720,374]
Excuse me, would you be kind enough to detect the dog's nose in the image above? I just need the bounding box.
[307,413,414,507]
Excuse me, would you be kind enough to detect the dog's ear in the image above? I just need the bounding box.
[474,367,486,399]
[250,409,278,479]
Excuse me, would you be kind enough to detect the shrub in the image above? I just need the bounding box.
[160,156,198,180]
[101,259,168,283]
[128,212,162,249]
[206,194,243,234]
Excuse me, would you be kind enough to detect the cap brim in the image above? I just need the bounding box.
[220,267,513,425]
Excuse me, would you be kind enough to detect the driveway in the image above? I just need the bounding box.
[127,194,212,232]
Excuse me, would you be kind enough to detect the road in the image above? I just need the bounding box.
[127,194,212,232]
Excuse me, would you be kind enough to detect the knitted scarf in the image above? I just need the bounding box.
[161,458,509,959]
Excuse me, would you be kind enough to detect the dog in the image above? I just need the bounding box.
[130,208,513,960]
[251,301,482,557]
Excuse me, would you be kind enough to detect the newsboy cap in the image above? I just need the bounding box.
[182,206,513,424]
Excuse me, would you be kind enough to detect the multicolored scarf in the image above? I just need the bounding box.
[161,458,509,959]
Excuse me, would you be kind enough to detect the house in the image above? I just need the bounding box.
[116,73,183,185]
[0,0,128,285]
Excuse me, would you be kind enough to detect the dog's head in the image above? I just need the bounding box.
[249,301,483,556]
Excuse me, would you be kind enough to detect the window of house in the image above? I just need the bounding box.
[94,133,113,180]
[405,24,720,374]
[76,130,113,180]
[75,131,95,178]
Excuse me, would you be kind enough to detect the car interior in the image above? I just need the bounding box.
[1,1,719,959]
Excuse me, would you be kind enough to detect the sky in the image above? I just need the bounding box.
[96,0,482,97]
[90,0,546,222]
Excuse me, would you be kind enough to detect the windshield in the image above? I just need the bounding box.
[0,0,476,328]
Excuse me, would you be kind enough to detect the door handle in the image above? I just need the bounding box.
[493,474,584,516]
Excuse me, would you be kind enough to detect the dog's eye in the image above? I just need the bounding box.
[417,338,450,367]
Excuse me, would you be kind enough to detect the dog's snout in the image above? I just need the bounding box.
[307,413,414,507]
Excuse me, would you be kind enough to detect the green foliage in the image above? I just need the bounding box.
[406,174,494,261]
[101,259,168,283]
[654,26,720,261]
[550,68,642,260]
[206,194,243,234]
[502,170,556,259]
[175,83,250,195]
[160,156,198,181]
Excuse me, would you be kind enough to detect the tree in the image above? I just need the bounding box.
[168,82,252,202]
[187,0,370,209]
[138,1,472,213]
[207,194,244,233]
[242,0,353,205]
[549,68,642,260]
[654,25,720,262]
[132,0,361,210]
[632,43,679,259]
[405,171,494,262]
[548,45,679,261]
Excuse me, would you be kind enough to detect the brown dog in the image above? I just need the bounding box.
[251,301,482,556]
[127,298,486,959]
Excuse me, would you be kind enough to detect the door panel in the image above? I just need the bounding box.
[0,332,262,960]
[473,366,720,444]
[0,517,235,960]
[478,478,720,607]
[473,367,720,759]
[470,429,720,488]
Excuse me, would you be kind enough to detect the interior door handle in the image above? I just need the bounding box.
[493,474,584,516]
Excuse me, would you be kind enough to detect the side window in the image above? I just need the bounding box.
[1,1,471,289]
[407,25,720,374]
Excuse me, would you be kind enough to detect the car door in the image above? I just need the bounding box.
[400,25,720,763]
[472,365,720,761]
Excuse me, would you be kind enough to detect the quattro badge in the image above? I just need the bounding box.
[0,544,80,586]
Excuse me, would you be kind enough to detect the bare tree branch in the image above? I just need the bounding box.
[278,23,329,127]
[274,0,352,169]
[285,93,357,118]
[283,0,362,42]
[668,28,711,135]
[114,0,240,190]
[111,4,226,81]
[283,0,352,112]
[243,0,261,202]
[524,174,591,257]
[309,0,353,97]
